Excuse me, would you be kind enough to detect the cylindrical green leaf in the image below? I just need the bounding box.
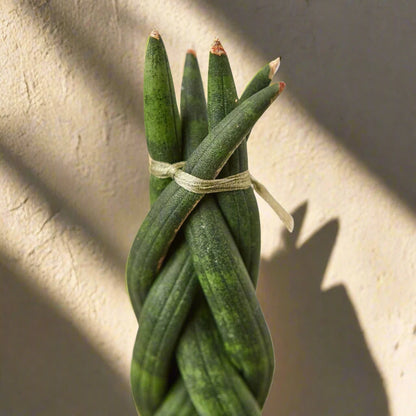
[181,49,208,159]
[131,243,197,416]
[177,301,262,416]
[208,40,261,284]
[185,195,275,406]
[144,30,182,204]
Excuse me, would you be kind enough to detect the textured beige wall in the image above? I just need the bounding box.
[1,1,415,415]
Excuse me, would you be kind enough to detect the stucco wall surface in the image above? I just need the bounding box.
[1,1,415,415]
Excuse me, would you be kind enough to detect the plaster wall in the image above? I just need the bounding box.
[1,1,415,415]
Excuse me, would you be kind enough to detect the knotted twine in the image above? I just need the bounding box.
[149,157,294,232]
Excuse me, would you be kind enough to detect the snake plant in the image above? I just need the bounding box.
[126,30,285,416]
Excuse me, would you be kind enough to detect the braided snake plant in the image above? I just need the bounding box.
[126,30,286,416]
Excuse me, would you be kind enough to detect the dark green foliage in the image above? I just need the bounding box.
[127,32,284,415]
[143,33,182,204]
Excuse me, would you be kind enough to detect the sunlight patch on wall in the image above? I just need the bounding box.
[0,155,136,385]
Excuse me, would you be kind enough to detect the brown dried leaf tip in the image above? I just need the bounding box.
[268,57,281,79]
[150,29,160,39]
[271,82,286,103]
[187,49,197,57]
[210,38,226,56]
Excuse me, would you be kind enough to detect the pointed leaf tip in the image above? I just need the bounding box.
[187,48,197,56]
[150,29,160,39]
[279,81,286,93]
[268,57,281,79]
[210,38,226,56]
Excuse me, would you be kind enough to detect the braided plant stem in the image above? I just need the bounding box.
[127,32,284,416]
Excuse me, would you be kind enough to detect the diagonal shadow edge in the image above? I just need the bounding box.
[199,0,416,213]
[0,140,125,270]
[0,259,136,416]
[21,0,146,132]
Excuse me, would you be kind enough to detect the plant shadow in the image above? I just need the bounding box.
[258,203,390,415]
[0,261,136,416]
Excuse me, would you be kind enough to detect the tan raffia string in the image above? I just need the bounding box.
[149,157,294,232]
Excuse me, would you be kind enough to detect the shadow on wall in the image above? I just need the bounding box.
[258,203,390,416]
[201,0,416,211]
[23,0,146,131]
[0,139,125,270]
[0,261,136,416]
[12,2,150,262]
